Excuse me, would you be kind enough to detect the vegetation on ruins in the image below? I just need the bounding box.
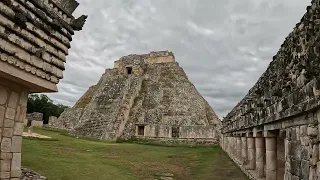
[27,94,70,124]
[22,127,247,180]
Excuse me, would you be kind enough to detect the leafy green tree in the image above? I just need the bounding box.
[27,94,70,124]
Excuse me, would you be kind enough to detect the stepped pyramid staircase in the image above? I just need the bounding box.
[107,76,143,140]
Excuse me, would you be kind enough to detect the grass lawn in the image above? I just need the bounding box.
[22,128,248,180]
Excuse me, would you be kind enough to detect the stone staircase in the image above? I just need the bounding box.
[108,76,143,140]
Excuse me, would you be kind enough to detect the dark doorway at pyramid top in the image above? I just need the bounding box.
[126,67,133,75]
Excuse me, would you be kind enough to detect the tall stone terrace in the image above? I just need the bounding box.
[221,0,320,179]
[0,0,86,179]
[53,51,221,144]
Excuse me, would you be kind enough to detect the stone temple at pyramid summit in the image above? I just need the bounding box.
[49,51,221,144]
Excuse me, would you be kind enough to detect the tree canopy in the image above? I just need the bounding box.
[27,94,70,124]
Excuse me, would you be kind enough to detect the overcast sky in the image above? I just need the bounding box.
[46,0,310,118]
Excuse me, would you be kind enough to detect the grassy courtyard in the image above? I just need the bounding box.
[22,128,247,180]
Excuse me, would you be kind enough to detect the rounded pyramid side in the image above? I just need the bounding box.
[50,71,108,130]
[122,62,221,142]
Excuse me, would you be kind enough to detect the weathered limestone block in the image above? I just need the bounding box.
[52,108,84,130]
[311,144,318,166]
[0,0,87,92]
[236,137,241,163]
[255,137,265,178]
[265,137,277,180]
[247,137,256,170]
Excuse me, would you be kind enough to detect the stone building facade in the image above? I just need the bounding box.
[221,0,320,179]
[25,112,43,127]
[0,0,86,179]
[55,51,221,144]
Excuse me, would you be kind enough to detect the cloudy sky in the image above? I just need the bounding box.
[46,0,310,118]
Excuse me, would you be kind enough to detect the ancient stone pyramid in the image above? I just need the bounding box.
[54,51,221,142]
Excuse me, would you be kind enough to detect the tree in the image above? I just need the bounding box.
[27,94,70,124]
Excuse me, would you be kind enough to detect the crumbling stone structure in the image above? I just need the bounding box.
[221,0,320,179]
[0,0,86,179]
[56,51,221,144]
[25,112,43,127]
[47,116,58,127]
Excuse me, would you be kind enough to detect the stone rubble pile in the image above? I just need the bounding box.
[21,168,46,180]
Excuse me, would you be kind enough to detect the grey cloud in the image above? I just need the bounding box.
[45,0,310,118]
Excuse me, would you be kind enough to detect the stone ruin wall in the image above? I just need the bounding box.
[0,79,28,180]
[25,112,43,127]
[137,125,219,145]
[221,0,320,179]
[114,51,176,71]
[0,0,86,91]
[0,0,86,179]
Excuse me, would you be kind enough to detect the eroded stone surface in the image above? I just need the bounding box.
[26,112,44,127]
[53,51,221,144]
[221,1,320,180]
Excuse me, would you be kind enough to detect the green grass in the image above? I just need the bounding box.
[22,128,248,180]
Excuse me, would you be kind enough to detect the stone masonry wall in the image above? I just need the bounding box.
[0,77,28,180]
[52,108,84,130]
[222,0,320,133]
[26,113,43,122]
[141,125,217,138]
[221,1,320,179]
[221,109,320,179]
[26,112,44,127]
[31,120,43,127]
[0,0,86,90]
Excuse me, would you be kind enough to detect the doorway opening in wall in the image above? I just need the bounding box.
[172,127,180,138]
[27,120,32,127]
[126,67,133,75]
[138,126,145,136]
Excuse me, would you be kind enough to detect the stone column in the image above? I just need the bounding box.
[225,136,228,151]
[228,136,233,157]
[0,79,28,179]
[229,136,233,156]
[255,135,265,178]
[232,136,236,158]
[247,135,256,170]
[229,137,232,156]
[241,136,248,165]
[265,137,277,180]
[237,136,242,163]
